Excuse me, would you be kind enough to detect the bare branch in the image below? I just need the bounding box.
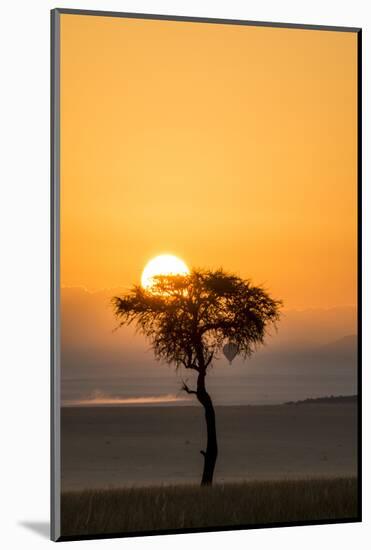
[181,381,197,396]
[205,352,214,367]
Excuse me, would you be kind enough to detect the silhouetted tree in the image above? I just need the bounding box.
[112,269,281,486]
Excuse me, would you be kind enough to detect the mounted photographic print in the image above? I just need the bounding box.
[51,8,362,542]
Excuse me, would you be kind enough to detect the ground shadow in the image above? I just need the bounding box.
[19,521,49,539]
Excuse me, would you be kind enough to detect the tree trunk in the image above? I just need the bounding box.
[197,371,218,486]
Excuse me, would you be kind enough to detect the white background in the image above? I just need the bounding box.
[0,0,369,548]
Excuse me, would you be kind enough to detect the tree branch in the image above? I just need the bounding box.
[205,352,214,367]
[181,381,197,395]
[179,357,199,371]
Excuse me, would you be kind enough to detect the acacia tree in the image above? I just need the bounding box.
[112,269,281,486]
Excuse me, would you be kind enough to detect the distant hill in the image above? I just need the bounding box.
[284,395,357,405]
[319,335,357,355]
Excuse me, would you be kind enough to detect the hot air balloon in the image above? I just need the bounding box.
[223,342,238,364]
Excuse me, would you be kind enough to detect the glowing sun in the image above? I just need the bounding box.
[141,254,190,290]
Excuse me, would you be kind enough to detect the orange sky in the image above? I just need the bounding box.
[60,14,358,309]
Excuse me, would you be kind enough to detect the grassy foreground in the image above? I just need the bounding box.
[61,477,358,537]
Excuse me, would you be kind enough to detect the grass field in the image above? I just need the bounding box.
[61,477,358,537]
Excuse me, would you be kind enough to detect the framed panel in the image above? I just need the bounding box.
[51,9,361,542]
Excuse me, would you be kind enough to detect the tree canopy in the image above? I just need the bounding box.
[112,269,282,372]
